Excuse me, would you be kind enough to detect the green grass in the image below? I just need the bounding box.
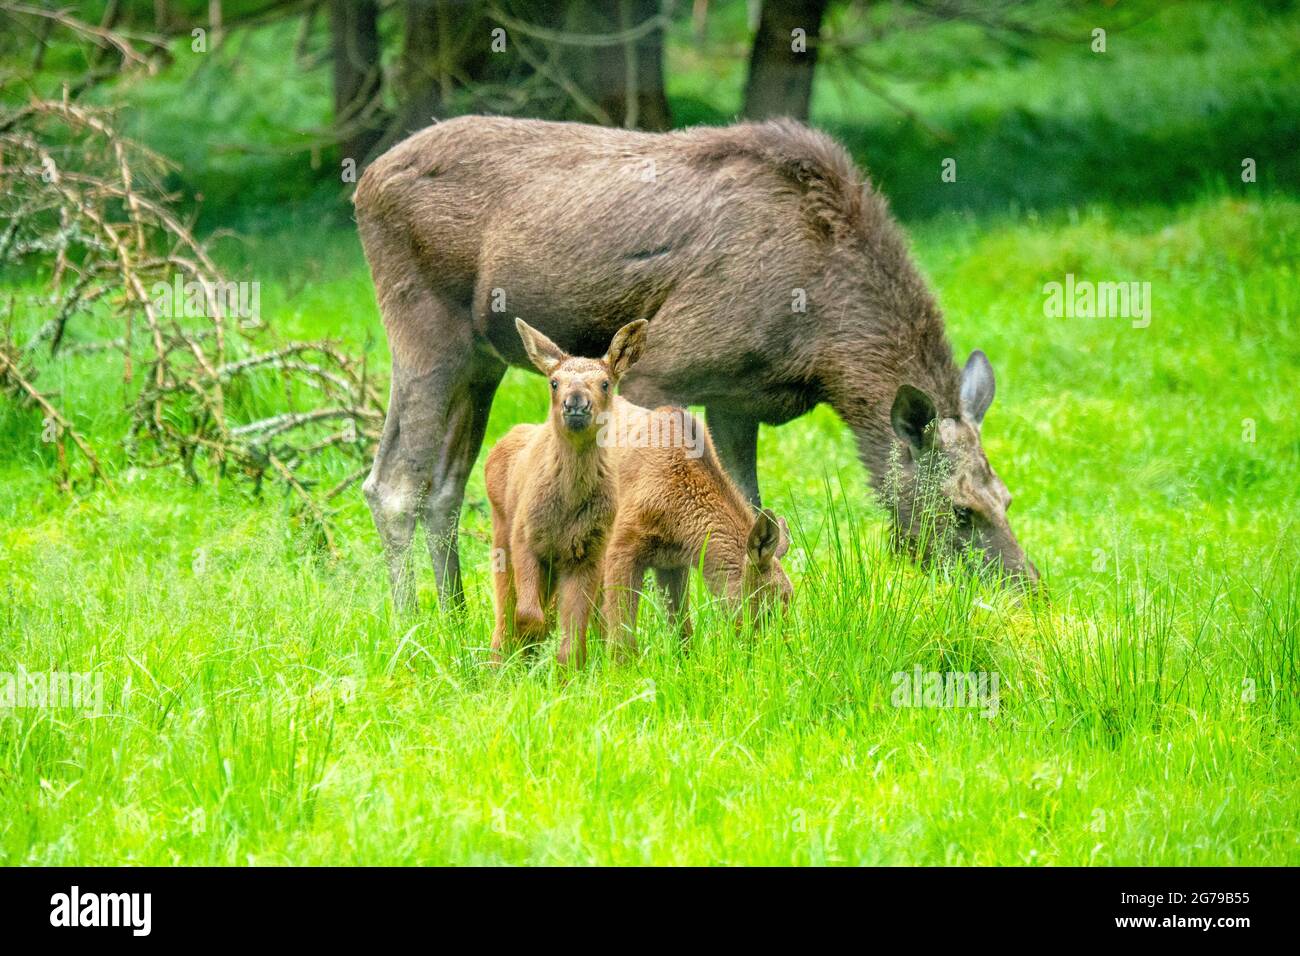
[2,0,1298,866]
[1,192,1297,865]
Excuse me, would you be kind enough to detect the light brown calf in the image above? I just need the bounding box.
[600,397,793,657]
[485,318,647,667]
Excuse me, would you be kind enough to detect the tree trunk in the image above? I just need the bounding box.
[375,0,671,155]
[628,0,672,130]
[394,0,446,135]
[743,0,828,121]
[569,0,671,130]
[372,0,493,156]
[328,0,384,163]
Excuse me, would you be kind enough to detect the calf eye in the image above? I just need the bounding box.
[954,506,974,526]
[601,380,610,392]
[550,379,558,391]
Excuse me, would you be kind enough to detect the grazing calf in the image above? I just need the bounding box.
[600,397,793,657]
[485,318,647,667]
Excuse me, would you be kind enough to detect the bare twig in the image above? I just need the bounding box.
[0,344,113,489]
[1,97,379,530]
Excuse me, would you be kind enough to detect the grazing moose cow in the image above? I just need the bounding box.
[354,116,1037,612]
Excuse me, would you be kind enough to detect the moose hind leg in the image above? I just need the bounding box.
[363,279,498,613]
[364,360,430,615]
[420,350,505,610]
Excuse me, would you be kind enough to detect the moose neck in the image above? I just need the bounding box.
[544,425,608,504]
[688,506,752,603]
[825,306,962,498]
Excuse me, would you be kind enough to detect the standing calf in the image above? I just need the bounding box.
[485,318,647,667]
[601,398,792,657]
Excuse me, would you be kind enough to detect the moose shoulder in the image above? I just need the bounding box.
[354,115,1036,611]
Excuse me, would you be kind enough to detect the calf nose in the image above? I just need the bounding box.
[562,395,591,414]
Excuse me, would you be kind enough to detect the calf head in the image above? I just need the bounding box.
[742,508,794,619]
[888,350,1039,588]
[515,318,648,443]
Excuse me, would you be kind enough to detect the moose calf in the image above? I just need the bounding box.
[601,398,793,657]
[485,318,647,667]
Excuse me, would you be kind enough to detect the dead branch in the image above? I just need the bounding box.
[0,97,379,537]
[0,1,167,72]
[0,342,113,489]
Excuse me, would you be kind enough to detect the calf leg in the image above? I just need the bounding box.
[556,562,600,669]
[509,534,548,638]
[489,507,516,664]
[655,566,693,646]
[707,407,762,507]
[602,536,648,662]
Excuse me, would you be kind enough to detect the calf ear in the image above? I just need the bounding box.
[604,319,649,380]
[515,318,567,375]
[890,384,938,452]
[776,515,791,559]
[960,350,996,427]
[747,508,782,571]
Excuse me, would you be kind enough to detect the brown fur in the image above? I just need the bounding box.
[600,397,792,656]
[355,116,1035,614]
[485,319,647,666]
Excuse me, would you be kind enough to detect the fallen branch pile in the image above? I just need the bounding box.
[0,96,380,554]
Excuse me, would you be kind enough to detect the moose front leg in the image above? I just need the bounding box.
[707,406,761,507]
[489,510,517,664]
[601,540,648,663]
[556,562,601,669]
[655,566,693,647]
[509,538,548,643]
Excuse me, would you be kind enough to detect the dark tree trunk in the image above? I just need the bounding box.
[743,0,829,121]
[628,0,672,130]
[328,0,384,163]
[372,0,494,156]
[569,0,672,130]
[395,0,447,133]
[372,0,671,156]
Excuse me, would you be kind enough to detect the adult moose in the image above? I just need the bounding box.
[354,116,1037,612]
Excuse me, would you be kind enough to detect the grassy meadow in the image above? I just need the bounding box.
[1,0,1298,865]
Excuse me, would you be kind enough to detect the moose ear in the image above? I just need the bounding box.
[747,508,783,570]
[890,384,938,452]
[604,319,649,380]
[515,318,567,376]
[960,350,996,428]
